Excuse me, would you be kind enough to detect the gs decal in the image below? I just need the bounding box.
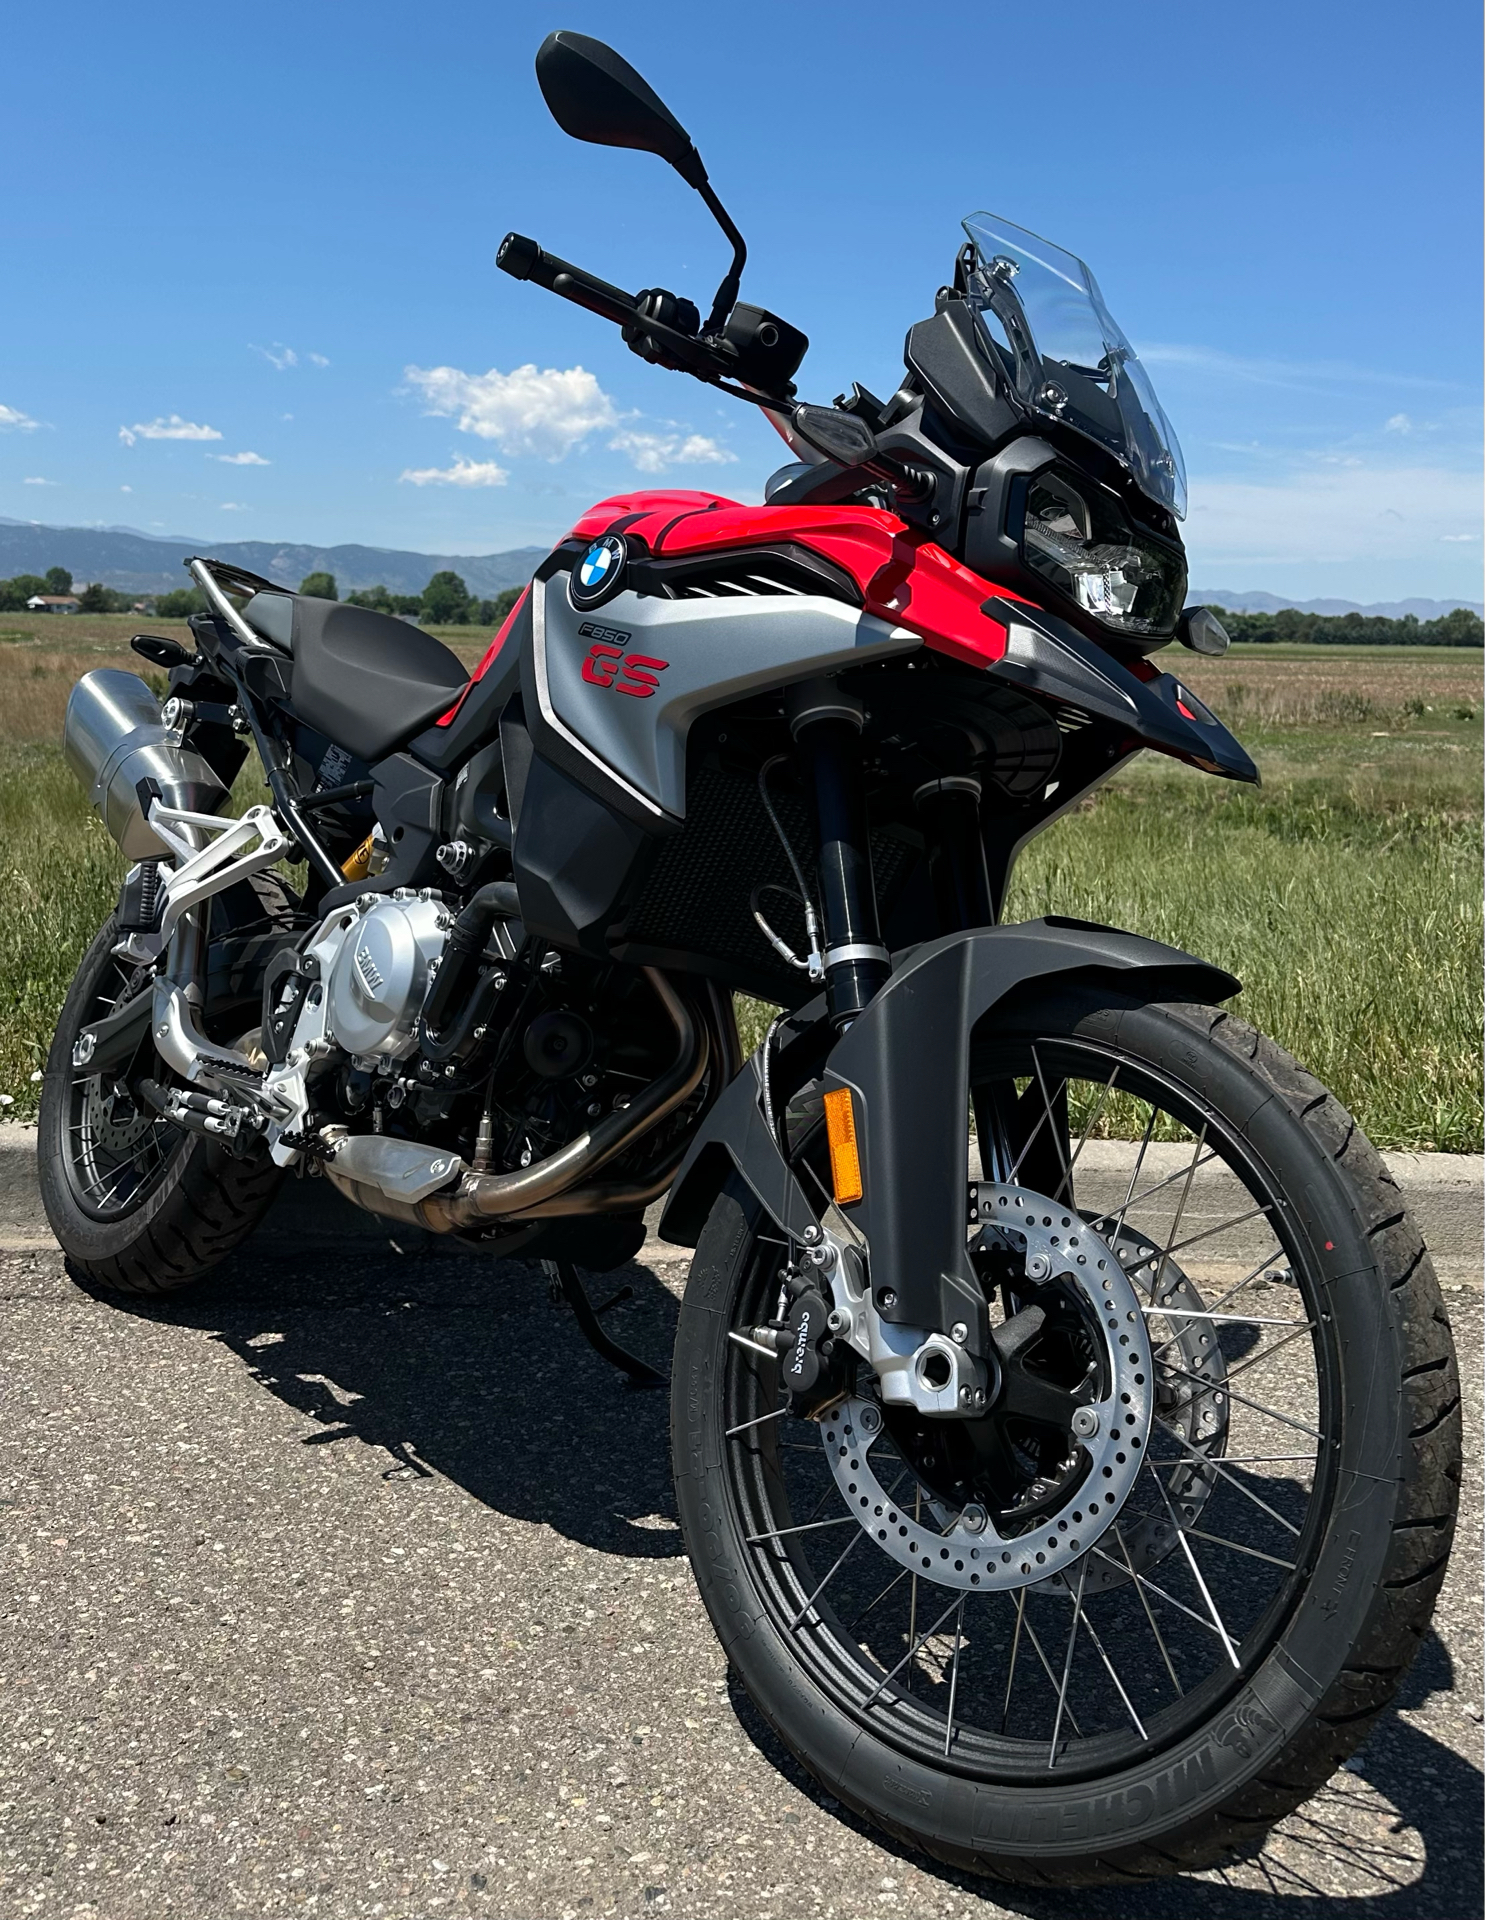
[578,623,669,699]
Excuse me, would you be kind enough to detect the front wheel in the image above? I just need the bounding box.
[670,993,1460,1884]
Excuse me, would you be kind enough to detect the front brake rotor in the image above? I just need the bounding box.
[818,1184,1154,1593]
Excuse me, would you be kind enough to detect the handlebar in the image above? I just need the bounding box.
[496,231,737,384]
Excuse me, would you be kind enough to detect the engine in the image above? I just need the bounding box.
[319,890,449,1060]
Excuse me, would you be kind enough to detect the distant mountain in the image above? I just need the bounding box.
[0,518,546,599]
[1194,589,1483,620]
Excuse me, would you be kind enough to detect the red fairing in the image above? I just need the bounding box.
[567,490,1037,667]
[434,584,530,726]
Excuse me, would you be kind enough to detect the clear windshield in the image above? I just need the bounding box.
[962,213,1187,519]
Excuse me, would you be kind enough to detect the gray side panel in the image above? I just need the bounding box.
[533,575,920,818]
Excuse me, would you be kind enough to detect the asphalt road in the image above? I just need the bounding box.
[0,1150,1479,1920]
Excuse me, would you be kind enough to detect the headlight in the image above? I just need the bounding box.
[1018,468,1186,638]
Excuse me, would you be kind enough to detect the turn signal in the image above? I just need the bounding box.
[822,1086,863,1206]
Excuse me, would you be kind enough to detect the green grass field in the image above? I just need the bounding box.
[2,616,1480,1149]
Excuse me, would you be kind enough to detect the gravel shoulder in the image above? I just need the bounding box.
[0,1137,1478,1920]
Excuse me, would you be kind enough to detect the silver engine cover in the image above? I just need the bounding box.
[322,891,447,1059]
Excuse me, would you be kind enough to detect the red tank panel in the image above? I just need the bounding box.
[560,490,1036,669]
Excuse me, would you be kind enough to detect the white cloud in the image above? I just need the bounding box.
[404,362,619,459]
[219,501,249,511]
[120,415,222,446]
[1384,412,1412,434]
[215,450,270,465]
[404,360,737,473]
[607,428,737,474]
[400,456,509,488]
[252,343,298,371]
[1440,532,1480,543]
[120,485,132,493]
[1184,460,1483,569]
[23,476,57,486]
[0,403,38,432]
[308,353,330,368]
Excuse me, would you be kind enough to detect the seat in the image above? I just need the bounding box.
[244,594,469,764]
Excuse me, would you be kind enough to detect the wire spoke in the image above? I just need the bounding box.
[725,1406,788,1438]
[1077,1600,1147,1741]
[1088,1547,1232,1645]
[1153,1418,1306,1536]
[942,1597,967,1757]
[1183,1528,1297,1572]
[1109,1105,1158,1241]
[1088,1148,1220,1233]
[1047,1556,1090,1766]
[862,1595,963,1710]
[1157,1476,1240,1668]
[745,1514,859,1548]
[1113,1522,1182,1696]
[847,1565,909,1632]
[1001,1589,1026,1733]
[1017,1606,1086,1738]
[1031,1046,1074,1201]
[1163,1204,1275,1259]
[1160,1365,1323,1442]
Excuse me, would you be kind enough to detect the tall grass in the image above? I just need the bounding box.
[2,636,1479,1151]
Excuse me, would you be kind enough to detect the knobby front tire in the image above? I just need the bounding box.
[669,994,1460,1884]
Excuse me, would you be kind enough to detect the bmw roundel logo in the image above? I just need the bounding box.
[569,532,628,610]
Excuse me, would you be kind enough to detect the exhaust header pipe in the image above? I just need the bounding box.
[64,670,228,860]
[323,969,708,1232]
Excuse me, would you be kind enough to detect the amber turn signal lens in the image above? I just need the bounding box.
[822,1086,863,1206]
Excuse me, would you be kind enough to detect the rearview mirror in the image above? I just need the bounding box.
[536,31,706,189]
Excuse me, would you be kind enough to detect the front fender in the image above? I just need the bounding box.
[660,919,1238,1353]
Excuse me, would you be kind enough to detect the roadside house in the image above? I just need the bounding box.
[25,594,81,613]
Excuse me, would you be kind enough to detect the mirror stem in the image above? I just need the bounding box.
[697,180,747,333]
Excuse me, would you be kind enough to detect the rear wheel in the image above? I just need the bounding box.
[38,914,284,1295]
[670,992,1460,1883]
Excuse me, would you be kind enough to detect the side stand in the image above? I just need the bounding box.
[543,1259,667,1389]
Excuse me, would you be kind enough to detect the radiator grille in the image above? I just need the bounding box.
[616,759,916,1004]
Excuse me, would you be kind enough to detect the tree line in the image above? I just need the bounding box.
[1214,606,1482,646]
[0,566,526,626]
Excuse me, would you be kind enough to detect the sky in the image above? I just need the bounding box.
[1,0,1480,603]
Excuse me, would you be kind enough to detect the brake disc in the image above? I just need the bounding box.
[84,1077,155,1156]
[818,1183,1154,1593]
[1043,1227,1229,1597]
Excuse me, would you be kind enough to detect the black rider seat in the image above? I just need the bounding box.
[241,591,469,764]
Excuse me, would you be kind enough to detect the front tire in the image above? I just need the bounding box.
[670,994,1460,1883]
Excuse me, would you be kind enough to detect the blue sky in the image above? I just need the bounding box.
[2,0,1480,601]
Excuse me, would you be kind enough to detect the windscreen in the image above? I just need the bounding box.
[962,213,1187,519]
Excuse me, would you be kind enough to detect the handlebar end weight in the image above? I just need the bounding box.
[497,233,540,281]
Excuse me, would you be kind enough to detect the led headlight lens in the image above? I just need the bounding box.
[1020,469,1186,637]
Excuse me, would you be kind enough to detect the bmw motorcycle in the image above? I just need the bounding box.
[41,31,1459,1885]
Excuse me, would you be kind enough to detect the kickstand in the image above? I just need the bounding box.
[543,1259,666,1390]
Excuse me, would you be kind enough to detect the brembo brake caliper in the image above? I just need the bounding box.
[811,1184,1156,1593]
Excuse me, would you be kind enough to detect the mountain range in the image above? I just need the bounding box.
[1193,588,1482,620]
[0,519,545,599]
[1,520,1478,620]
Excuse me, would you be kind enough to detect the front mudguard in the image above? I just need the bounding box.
[659,917,1238,1359]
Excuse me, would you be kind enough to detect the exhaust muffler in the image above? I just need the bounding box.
[64,669,228,858]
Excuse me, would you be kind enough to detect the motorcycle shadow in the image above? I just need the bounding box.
[78,1180,688,1562]
[729,1624,1479,1916]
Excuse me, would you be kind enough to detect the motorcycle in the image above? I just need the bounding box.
[40,30,1460,1885]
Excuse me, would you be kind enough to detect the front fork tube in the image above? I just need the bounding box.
[788,683,890,1028]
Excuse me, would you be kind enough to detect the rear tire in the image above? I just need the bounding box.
[670,992,1461,1883]
[38,914,285,1296]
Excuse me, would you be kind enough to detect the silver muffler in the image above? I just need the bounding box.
[64,669,228,858]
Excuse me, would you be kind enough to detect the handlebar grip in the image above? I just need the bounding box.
[496,232,637,321]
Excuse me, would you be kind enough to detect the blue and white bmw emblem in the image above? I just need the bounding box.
[569,531,628,610]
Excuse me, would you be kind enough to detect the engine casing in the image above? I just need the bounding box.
[319,891,448,1060]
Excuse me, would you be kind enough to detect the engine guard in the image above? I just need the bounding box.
[659,916,1238,1360]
